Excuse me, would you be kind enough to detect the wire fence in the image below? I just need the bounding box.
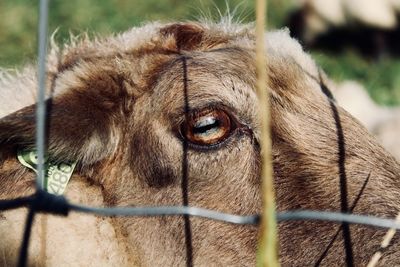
[1,1,400,267]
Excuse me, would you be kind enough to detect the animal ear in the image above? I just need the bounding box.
[0,64,131,165]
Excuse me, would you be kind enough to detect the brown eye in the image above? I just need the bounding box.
[181,109,233,146]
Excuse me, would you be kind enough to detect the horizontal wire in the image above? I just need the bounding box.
[277,211,400,229]
[69,204,260,225]
[0,196,33,211]
[2,194,400,229]
[69,202,400,229]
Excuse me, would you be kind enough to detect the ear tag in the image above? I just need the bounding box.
[17,149,77,195]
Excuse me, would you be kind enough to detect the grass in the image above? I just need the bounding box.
[0,0,399,105]
[0,0,252,67]
[313,50,400,106]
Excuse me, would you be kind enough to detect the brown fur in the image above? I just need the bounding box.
[1,20,400,266]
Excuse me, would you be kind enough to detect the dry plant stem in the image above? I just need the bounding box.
[40,216,47,265]
[367,212,400,267]
[255,0,280,266]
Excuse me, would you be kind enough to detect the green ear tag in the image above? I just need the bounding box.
[17,149,77,195]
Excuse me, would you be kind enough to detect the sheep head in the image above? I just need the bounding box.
[1,21,400,266]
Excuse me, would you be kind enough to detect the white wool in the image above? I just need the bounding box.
[333,80,400,161]
[0,67,38,118]
[310,0,346,26]
[345,0,397,29]
[376,117,400,160]
[112,22,163,52]
[389,0,400,11]
[265,28,319,77]
[297,0,400,41]
[334,81,396,130]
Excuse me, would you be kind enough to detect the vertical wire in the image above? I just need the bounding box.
[36,0,49,190]
[37,1,50,265]
[255,0,280,266]
[17,209,36,267]
[17,1,50,266]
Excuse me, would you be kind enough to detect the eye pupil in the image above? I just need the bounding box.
[181,109,233,147]
[193,117,219,134]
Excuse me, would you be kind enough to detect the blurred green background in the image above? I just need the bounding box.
[0,0,399,105]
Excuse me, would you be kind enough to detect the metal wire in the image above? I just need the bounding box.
[3,193,400,230]
[17,1,50,266]
[3,194,400,230]
[68,204,400,229]
[35,0,49,190]
[0,196,33,211]
[3,1,400,266]
[69,205,400,229]
[69,204,260,224]
[277,211,400,229]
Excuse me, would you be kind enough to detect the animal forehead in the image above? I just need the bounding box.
[155,47,256,91]
[146,50,258,119]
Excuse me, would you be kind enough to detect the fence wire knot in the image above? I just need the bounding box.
[31,189,69,216]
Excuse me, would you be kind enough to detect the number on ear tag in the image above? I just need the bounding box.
[17,149,77,195]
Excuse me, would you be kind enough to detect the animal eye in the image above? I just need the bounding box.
[181,109,233,146]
